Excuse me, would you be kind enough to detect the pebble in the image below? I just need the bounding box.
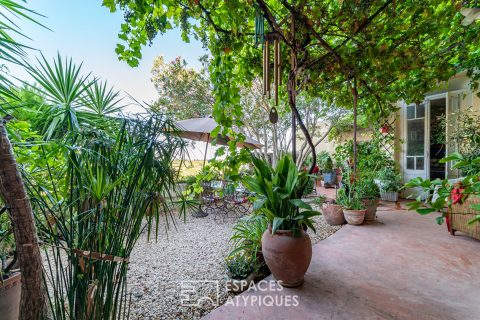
[127,209,340,319]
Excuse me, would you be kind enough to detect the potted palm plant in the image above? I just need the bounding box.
[243,155,321,287]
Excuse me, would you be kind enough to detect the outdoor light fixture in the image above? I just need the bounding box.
[460,1,480,26]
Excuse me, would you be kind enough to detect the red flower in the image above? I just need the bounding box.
[451,187,465,205]
[380,125,389,134]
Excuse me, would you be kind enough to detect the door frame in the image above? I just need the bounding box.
[402,92,447,181]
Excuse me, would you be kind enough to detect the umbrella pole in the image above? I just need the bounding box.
[202,133,210,170]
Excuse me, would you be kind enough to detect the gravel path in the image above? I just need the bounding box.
[127,209,340,320]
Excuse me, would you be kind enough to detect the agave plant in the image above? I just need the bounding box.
[242,154,320,235]
[22,112,191,319]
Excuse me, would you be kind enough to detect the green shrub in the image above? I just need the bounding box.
[225,253,253,280]
[304,177,315,194]
[376,167,402,192]
[230,215,267,272]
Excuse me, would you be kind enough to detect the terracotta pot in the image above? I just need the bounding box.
[343,209,366,225]
[362,199,379,221]
[322,204,346,225]
[261,229,312,287]
[226,272,256,293]
[0,272,21,320]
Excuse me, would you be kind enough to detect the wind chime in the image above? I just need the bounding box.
[255,11,282,124]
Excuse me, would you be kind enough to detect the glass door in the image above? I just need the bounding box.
[405,103,426,173]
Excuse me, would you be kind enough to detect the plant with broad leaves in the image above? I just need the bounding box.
[404,152,480,225]
[242,154,321,236]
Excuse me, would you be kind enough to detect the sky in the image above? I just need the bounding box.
[8,0,206,105]
[6,0,217,160]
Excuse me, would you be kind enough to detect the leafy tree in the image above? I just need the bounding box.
[150,56,213,119]
[104,0,480,174]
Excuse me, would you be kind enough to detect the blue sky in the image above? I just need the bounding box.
[9,0,205,104]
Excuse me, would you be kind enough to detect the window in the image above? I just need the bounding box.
[406,104,425,170]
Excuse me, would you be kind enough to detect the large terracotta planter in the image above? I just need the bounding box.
[343,209,366,225]
[322,203,346,225]
[261,229,312,287]
[0,272,21,320]
[363,199,379,221]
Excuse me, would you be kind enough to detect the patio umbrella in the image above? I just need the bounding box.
[174,116,263,167]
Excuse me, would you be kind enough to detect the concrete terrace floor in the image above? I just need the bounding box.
[204,199,480,320]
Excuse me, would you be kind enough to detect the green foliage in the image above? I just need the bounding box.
[404,152,480,225]
[0,207,14,278]
[0,0,43,104]
[24,53,96,139]
[225,253,253,280]
[336,168,365,210]
[357,174,380,200]
[304,177,315,194]
[447,108,480,176]
[230,215,267,272]
[318,152,334,172]
[242,154,321,235]
[150,56,213,119]
[21,113,189,319]
[337,188,364,210]
[334,136,394,172]
[313,194,327,207]
[376,166,402,192]
[106,0,480,140]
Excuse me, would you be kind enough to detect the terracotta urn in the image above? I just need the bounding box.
[261,228,312,287]
[322,203,346,225]
[362,199,379,221]
[343,209,366,225]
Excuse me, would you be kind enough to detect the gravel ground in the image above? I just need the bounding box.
[127,209,340,320]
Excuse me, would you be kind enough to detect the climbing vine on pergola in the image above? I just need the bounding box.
[104,0,480,172]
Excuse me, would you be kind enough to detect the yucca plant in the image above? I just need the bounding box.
[22,113,191,319]
[80,80,123,116]
[242,154,320,235]
[24,53,95,140]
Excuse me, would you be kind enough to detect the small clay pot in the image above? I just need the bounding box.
[343,209,366,225]
[362,199,379,221]
[226,272,256,293]
[322,203,346,225]
[261,228,312,287]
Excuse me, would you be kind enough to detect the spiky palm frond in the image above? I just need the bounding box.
[24,53,95,139]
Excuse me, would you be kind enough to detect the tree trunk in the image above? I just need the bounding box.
[351,79,358,172]
[0,120,46,319]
